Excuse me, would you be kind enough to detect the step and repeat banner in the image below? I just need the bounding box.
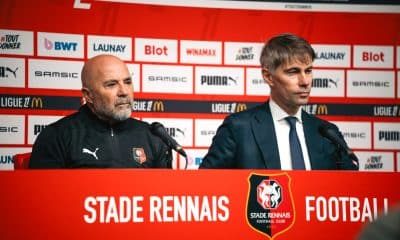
[0,0,399,170]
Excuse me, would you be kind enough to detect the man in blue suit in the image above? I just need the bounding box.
[200,33,358,170]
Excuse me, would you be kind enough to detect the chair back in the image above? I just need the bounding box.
[13,152,31,169]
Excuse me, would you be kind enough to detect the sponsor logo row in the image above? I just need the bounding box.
[1,95,400,118]
[1,114,399,150]
[1,29,400,68]
[1,57,399,98]
[0,145,398,172]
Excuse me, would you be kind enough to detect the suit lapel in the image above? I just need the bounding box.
[302,111,323,169]
[251,103,281,169]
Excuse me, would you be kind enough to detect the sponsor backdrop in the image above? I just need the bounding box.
[0,0,399,171]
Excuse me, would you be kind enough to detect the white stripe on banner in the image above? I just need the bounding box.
[92,0,400,13]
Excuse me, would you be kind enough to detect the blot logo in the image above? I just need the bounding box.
[247,173,295,239]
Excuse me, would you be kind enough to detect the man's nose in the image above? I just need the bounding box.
[299,72,311,85]
[118,83,129,96]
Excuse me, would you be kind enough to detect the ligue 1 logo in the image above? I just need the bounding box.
[246,173,295,239]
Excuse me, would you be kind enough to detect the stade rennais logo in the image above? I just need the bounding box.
[246,173,295,239]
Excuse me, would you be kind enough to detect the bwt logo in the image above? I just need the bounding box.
[165,127,185,138]
[44,38,78,51]
[34,124,47,135]
[201,75,237,86]
[378,131,400,141]
[257,180,282,209]
[0,66,18,78]
[144,45,168,56]
[312,78,338,88]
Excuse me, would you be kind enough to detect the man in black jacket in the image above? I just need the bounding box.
[29,54,172,168]
[200,33,358,170]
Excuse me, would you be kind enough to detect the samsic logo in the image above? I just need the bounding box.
[352,81,390,88]
[343,132,366,139]
[200,130,216,136]
[44,38,78,51]
[0,66,18,78]
[201,75,237,86]
[148,75,187,82]
[152,101,165,112]
[312,78,338,88]
[35,71,79,78]
[0,126,19,133]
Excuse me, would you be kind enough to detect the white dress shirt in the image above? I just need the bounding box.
[269,100,311,170]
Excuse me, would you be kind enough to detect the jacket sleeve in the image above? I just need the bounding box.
[199,116,238,169]
[29,125,67,168]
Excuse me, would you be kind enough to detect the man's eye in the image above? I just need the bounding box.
[105,83,116,87]
[287,70,298,74]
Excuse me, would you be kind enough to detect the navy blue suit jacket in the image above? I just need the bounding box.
[200,102,358,170]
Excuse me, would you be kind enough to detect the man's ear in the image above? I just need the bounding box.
[262,68,274,87]
[81,87,93,104]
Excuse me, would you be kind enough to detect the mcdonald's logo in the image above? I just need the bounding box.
[152,101,165,112]
[31,97,43,108]
[235,103,247,113]
[316,104,328,115]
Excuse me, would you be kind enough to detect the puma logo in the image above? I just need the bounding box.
[82,147,99,160]
[6,67,18,78]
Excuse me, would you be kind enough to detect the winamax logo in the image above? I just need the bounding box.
[180,40,222,64]
[246,173,295,239]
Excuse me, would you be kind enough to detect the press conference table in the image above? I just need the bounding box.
[1,169,399,240]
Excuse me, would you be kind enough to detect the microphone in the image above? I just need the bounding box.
[318,124,359,168]
[150,122,187,158]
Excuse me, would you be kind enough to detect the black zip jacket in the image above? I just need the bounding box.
[29,105,172,168]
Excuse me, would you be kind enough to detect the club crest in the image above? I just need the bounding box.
[246,172,295,239]
[132,148,147,164]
